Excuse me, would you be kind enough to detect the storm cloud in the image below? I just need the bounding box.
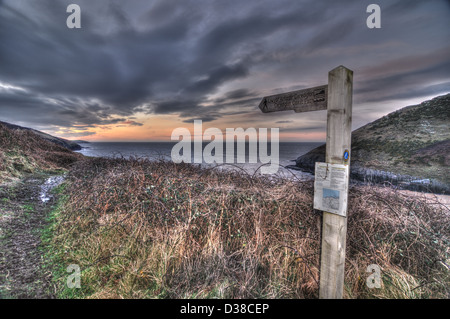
[0,0,449,138]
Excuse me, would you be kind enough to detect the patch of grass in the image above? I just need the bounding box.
[22,204,34,211]
[41,192,91,299]
[0,228,13,241]
[0,286,15,299]
[45,157,449,299]
[51,182,68,195]
[21,203,34,218]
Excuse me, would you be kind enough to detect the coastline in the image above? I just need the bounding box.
[287,162,450,195]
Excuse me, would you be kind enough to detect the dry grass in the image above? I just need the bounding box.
[0,123,83,182]
[49,157,449,299]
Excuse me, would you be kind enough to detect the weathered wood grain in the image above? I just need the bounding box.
[319,65,353,299]
[258,85,328,113]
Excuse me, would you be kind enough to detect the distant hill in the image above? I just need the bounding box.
[0,121,82,151]
[293,94,450,193]
[0,122,84,183]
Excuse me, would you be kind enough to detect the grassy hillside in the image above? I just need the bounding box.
[1,118,448,299]
[0,121,82,151]
[45,157,449,299]
[295,94,450,190]
[0,122,84,183]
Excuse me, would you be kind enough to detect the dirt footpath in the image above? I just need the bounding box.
[0,174,62,299]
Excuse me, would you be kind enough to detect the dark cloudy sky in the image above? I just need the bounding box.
[0,0,449,141]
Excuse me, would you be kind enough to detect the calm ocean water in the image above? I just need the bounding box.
[75,142,323,179]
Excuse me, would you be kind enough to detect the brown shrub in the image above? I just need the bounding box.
[0,123,83,182]
[50,157,449,299]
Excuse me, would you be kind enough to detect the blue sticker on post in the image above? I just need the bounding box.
[343,149,350,163]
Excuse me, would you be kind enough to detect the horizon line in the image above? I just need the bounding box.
[77,140,327,143]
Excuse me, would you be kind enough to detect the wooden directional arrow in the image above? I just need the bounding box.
[258,85,328,113]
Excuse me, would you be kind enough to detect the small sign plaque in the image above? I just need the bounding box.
[313,162,350,217]
[343,149,350,163]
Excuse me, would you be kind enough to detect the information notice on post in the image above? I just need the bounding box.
[313,162,349,217]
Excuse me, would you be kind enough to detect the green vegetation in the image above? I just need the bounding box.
[1,108,448,299]
[41,183,83,298]
[296,94,450,186]
[44,157,449,299]
[22,203,34,218]
[351,94,450,183]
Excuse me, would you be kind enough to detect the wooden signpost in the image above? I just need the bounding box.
[259,85,328,113]
[258,65,353,299]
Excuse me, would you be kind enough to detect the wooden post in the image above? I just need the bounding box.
[257,65,353,299]
[319,66,353,299]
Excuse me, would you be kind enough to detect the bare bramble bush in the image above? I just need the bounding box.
[50,157,449,299]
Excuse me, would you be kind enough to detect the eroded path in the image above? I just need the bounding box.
[0,173,63,299]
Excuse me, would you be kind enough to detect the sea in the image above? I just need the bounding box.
[75,142,323,180]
